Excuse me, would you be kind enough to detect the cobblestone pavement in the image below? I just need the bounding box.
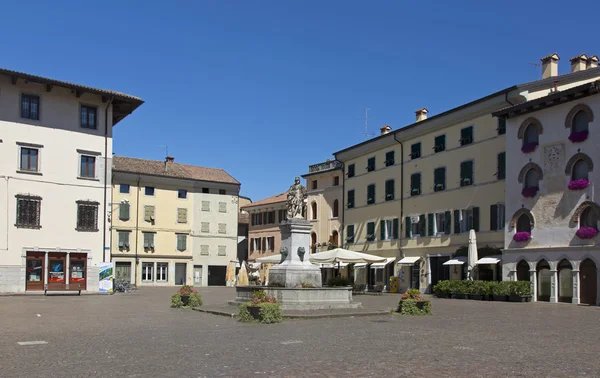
[1,287,599,378]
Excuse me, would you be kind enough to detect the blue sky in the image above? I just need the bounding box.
[1,0,599,200]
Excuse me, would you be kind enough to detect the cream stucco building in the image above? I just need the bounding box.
[0,68,143,293]
[111,156,240,287]
[333,53,600,293]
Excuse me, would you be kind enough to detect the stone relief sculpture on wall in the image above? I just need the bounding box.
[286,177,307,219]
[279,247,288,264]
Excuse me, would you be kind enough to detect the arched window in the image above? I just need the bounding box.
[572,160,589,181]
[573,111,589,133]
[581,207,599,230]
[537,260,551,302]
[311,202,317,220]
[310,232,317,253]
[516,260,530,281]
[332,199,339,218]
[524,123,539,145]
[525,169,539,189]
[557,259,573,303]
[516,214,531,233]
[331,230,339,248]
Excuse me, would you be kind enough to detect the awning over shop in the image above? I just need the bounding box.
[320,262,349,268]
[354,263,368,268]
[370,257,396,269]
[475,257,501,265]
[443,256,467,266]
[397,256,421,265]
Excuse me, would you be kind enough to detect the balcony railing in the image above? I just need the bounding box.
[308,159,342,174]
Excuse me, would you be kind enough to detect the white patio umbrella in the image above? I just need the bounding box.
[255,254,283,264]
[310,248,386,264]
[467,229,478,280]
[237,262,249,286]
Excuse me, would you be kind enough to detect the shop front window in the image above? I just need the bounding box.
[49,259,65,283]
[142,263,153,281]
[27,259,43,283]
[71,262,85,282]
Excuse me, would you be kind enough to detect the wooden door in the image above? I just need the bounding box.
[580,259,597,305]
[26,252,45,291]
[69,254,87,290]
[47,253,67,290]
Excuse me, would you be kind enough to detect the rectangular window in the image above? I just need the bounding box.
[460,161,474,187]
[385,151,395,166]
[20,147,39,172]
[219,189,226,195]
[21,94,40,120]
[434,167,446,191]
[434,135,446,153]
[119,203,130,221]
[433,211,451,235]
[177,189,187,199]
[410,173,421,196]
[76,201,99,231]
[202,201,210,211]
[80,156,96,178]
[200,245,209,255]
[218,223,226,234]
[367,157,376,172]
[201,222,210,233]
[410,142,421,159]
[333,176,340,186]
[143,232,155,250]
[142,262,153,281]
[347,164,355,178]
[406,215,425,238]
[278,209,287,222]
[177,208,187,223]
[366,222,375,241]
[367,184,375,205]
[118,231,130,250]
[219,202,227,213]
[490,204,506,231]
[380,219,396,240]
[144,205,155,222]
[253,238,261,252]
[346,224,355,243]
[145,187,155,196]
[176,234,187,251]
[497,152,506,180]
[16,195,41,228]
[156,263,168,281]
[460,126,473,146]
[218,245,227,256]
[456,207,480,233]
[347,190,355,209]
[497,118,506,135]
[312,180,317,190]
[119,184,130,194]
[202,188,209,194]
[80,105,97,129]
[266,211,275,224]
[385,179,395,201]
[268,237,275,251]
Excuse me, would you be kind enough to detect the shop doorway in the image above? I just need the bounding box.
[115,262,132,284]
[193,265,203,286]
[517,260,530,281]
[208,265,226,286]
[429,256,450,288]
[409,264,420,290]
[26,252,45,291]
[580,259,597,305]
[175,263,187,285]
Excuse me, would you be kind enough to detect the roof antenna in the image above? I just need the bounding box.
[528,62,541,80]
[159,145,169,158]
[359,106,375,139]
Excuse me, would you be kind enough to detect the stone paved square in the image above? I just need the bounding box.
[1,288,599,377]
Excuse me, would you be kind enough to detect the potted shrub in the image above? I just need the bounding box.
[170,285,202,308]
[397,289,431,315]
[238,289,283,324]
[513,232,531,243]
[482,281,495,301]
[433,280,451,298]
[468,281,485,300]
[568,178,590,191]
[508,281,532,302]
[177,285,197,306]
[576,227,599,239]
[453,280,468,299]
[492,281,509,301]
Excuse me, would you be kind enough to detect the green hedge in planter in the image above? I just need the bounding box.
[238,302,283,323]
[433,280,531,300]
[397,289,431,315]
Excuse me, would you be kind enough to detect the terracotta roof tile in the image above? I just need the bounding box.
[241,192,287,209]
[113,156,239,185]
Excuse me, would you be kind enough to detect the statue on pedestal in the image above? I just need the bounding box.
[286,177,307,219]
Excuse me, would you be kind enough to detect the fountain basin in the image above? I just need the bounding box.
[232,286,361,311]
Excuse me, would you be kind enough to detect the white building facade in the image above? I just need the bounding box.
[0,68,143,293]
[495,80,600,305]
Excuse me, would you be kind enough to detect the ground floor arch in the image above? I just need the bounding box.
[580,258,597,305]
[537,260,551,302]
[516,260,530,281]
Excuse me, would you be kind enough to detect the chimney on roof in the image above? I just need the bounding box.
[541,53,560,79]
[165,156,174,173]
[587,55,599,69]
[570,54,588,73]
[380,125,392,135]
[415,108,428,122]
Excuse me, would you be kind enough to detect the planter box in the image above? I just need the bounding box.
[180,295,190,306]
[436,293,450,299]
[492,295,507,302]
[469,294,483,300]
[247,305,262,320]
[483,294,491,301]
[509,295,531,303]
[397,300,428,312]
[453,293,467,299]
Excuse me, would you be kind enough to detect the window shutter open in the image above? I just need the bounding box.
[497,152,506,180]
[454,210,460,234]
[250,238,254,252]
[473,207,480,232]
[262,237,266,251]
[380,220,386,240]
[393,218,399,239]
[490,205,498,231]
[119,203,130,220]
[444,211,451,235]
[405,217,411,238]
[118,232,125,247]
[428,213,434,236]
[419,215,425,235]
[143,233,150,248]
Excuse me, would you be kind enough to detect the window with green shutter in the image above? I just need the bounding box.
[119,203,130,221]
[385,179,395,201]
[405,217,411,238]
[367,157,376,172]
[497,152,506,180]
[460,161,474,187]
[434,135,446,153]
[497,118,506,135]
[367,184,375,205]
[143,232,154,250]
[434,167,446,191]
[347,190,355,209]
[346,224,355,243]
[453,210,460,234]
[460,126,473,146]
[118,231,130,250]
[444,211,451,235]
[380,220,386,240]
[366,222,375,241]
[473,207,480,232]
[144,205,155,222]
[428,213,434,236]
[411,173,421,195]
[177,208,187,223]
[410,142,421,159]
[176,234,187,251]
[385,151,395,166]
[392,218,399,239]
[418,214,425,236]
[348,164,355,178]
[490,204,498,231]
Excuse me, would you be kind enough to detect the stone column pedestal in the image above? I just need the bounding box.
[268,218,323,288]
[550,269,558,303]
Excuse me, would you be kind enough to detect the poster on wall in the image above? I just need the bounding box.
[99,262,113,293]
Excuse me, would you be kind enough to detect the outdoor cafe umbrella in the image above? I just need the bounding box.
[225,261,236,286]
[255,254,284,264]
[237,262,249,286]
[310,248,386,274]
[467,229,478,280]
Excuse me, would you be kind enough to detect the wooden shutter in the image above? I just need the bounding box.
[428,213,434,236]
[380,220,386,240]
[177,208,187,223]
[490,205,498,231]
[118,231,127,248]
[202,201,210,211]
[219,202,227,213]
[497,152,506,179]
[418,214,425,235]
[218,245,226,256]
[201,245,209,255]
[262,237,266,251]
[219,223,226,234]
[270,237,275,251]
[405,217,411,238]
[250,238,254,252]
[473,207,480,232]
[367,185,375,203]
[177,234,186,251]
[454,210,460,234]
[393,218,399,239]
[119,203,130,220]
[444,211,451,235]
[347,225,354,242]
[144,205,154,221]
[367,222,375,240]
